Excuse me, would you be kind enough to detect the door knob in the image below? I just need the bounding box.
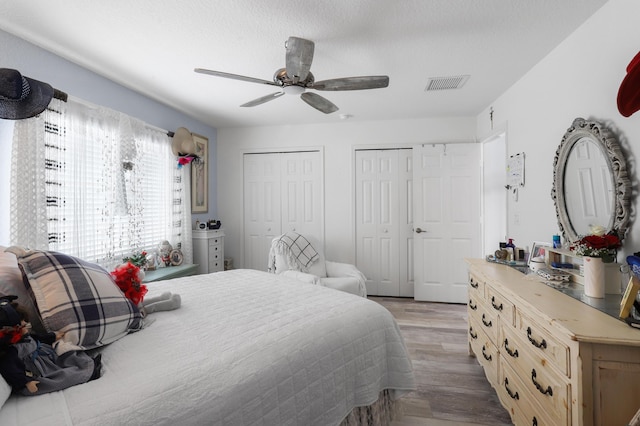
[415,228,424,233]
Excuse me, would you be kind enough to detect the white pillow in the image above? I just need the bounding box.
[0,375,10,410]
[1,247,46,333]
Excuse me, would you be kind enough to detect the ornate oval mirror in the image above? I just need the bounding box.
[551,117,631,243]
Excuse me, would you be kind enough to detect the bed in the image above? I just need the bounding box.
[0,248,415,425]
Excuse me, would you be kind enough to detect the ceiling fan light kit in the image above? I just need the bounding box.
[195,36,389,114]
[283,85,305,95]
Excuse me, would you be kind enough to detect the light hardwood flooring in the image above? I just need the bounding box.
[369,297,513,426]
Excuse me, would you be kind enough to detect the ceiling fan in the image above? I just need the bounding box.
[194,36,389,114]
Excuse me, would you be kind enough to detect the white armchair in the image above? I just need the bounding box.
[267,233,367,297]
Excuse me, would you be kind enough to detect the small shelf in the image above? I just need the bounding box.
[545,247,584,283]
[142,264,198,282]
[545,247,621,294]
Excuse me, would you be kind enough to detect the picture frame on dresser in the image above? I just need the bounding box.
[528,241,550,265]
[620,275,640,319]
[191,133,208,213]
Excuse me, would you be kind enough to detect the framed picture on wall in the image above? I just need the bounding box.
[191,133,208,213]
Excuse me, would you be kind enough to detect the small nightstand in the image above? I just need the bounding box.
[192,229,225,274]
[142,264,199,282]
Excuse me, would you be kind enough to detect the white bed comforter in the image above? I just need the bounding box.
[0,269,415,426]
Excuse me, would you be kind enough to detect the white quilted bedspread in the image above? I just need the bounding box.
[0,269,415,426]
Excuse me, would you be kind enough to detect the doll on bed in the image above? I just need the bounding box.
[0,296,102,396]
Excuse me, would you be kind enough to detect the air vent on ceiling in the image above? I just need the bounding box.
[425,75,470,91]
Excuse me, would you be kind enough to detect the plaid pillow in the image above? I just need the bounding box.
[15,250,143,353]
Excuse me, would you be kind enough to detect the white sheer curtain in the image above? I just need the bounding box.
[10,97,192,268]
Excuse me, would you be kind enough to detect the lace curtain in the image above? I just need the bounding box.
[10,97,192,268]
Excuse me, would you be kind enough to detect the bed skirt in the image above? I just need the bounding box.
[339,390,401,426]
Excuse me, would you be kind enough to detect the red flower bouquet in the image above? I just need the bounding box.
[570,230,621,263]
[111,262,148,306]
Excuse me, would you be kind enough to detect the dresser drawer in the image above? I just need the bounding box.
[468,287,483,322]
[485,284,515,327]
[500,324,570,422]
[498,359,566,426]
[469,316,499,385]
[209,257,223,272]
[468,274,485,301]
[472,299,499,344]
[516,310,570,376]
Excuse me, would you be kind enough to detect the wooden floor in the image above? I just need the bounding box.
[369,297,513,426]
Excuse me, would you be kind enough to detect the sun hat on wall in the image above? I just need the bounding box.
[617,51,640,118]
[0,68,54,120]
[171,127,196,156]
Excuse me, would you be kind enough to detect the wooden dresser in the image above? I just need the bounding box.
[466,259,640,425]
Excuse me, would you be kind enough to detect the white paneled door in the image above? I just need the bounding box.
[413,144,481,303]
[243,151,322,271]
[563,138,612,233]
[355,149,413,297]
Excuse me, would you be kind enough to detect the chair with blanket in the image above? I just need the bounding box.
[267,232,367,297]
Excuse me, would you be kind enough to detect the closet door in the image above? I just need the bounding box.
[356,149,412,297]
[397,149,414,297]
[244,153,282,271]
[243,151,322,271]
[280,152,323,238]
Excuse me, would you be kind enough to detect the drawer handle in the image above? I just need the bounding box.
[470,280,479,289]
[482,345,492,361]
[491,296,503,311]
[531,369,553,396]
[503,338,519,358]
[526,327,547,349]
[504,377,519,400]
[481,314,492,327]
[468,299,477,310]
[469,327,478,340]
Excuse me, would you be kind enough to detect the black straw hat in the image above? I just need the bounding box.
[0,68,53,120]
[0,296,20,328]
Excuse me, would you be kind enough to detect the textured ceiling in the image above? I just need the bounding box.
[0,0,608,128]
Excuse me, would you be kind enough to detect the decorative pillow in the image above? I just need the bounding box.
[13,249,143,354]
[0,247,46,334]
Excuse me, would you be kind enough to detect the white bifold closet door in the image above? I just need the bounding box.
[243,151,323,271]
[356,145,481,302]
[355,149,414,297]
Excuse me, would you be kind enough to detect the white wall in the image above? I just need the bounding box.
[476,0,640,259]
[217,117,476,268]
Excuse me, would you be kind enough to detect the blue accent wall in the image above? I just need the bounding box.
[0,29,217,244]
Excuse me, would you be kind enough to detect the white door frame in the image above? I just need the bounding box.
[480,131,508,257]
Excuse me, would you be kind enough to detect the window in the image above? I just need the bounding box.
[10,97,192,267]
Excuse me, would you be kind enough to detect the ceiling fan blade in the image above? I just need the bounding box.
[240,91,284,107]
[312,76,389,91]
[285,37,314,83]
[300,92,339,114]
[194,68,278,86]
